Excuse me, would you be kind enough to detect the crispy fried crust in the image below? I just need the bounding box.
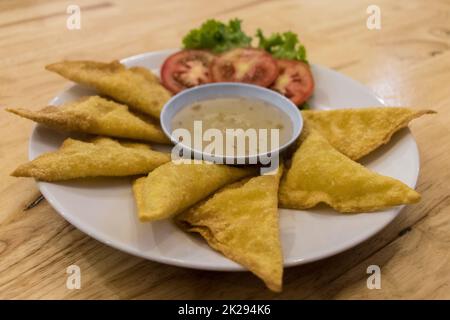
[129,66,160,83]
[279,129,421,212]
[7,96,169,144]
[132,176,147,215]
[302,108,436,160]
[46,60,171,119]
[12,137,170,181]
[176,167,284,292]
[132,162,257,221]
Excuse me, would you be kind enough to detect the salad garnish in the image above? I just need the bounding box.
[256,29,307,63]
[182,19,252,53]
[169,18,314,107]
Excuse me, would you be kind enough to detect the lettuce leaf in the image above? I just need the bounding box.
[299,101,310,110]
[256,29,307,62]
[182,19,252,53]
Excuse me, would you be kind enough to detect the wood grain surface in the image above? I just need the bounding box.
[0,0,449,299]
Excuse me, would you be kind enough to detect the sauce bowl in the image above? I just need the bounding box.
[160,82,303,165]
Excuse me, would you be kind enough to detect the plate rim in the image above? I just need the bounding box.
[29,49,420,271]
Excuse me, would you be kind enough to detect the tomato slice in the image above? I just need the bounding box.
[161,50,215,94]
[210,48,279,87]
[271,59,314,105]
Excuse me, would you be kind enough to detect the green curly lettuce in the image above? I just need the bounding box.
[256,29,307,62]
[182,19,252,53]
[299,102,310,110]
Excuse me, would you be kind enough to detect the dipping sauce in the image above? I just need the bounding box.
[171,96,293,157]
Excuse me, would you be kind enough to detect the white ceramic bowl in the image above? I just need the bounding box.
[160,82,303,164]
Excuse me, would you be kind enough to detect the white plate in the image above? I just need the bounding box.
[29,50,420,271]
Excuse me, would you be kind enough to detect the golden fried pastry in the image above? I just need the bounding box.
[12,137,170,181]
[302,107,435,160]
[46,60,171,119]
[128,66,160,82]
[132,177,147,215]
[7,96,169,144]
[279,129,421,212]
[177,168,284,292]
[133,162,256,221]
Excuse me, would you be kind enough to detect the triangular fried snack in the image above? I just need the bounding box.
[46,60,171,119]
[176,167,284,292]
[12,137,170,181]
[279,129,421,212]
[7,96,169,144]
[302,107,435,160]
[133,162,256,221]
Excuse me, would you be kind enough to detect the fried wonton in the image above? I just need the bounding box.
[12,137,170,181]
[7,96,169,144]
[133,162,256,221]
[132,177,147,215]
[176,168,284,292]
[302,107,435,160]
[46,60,171,119]
[279,129,421,212]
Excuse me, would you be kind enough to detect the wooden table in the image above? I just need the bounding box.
[0,0,449,299]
